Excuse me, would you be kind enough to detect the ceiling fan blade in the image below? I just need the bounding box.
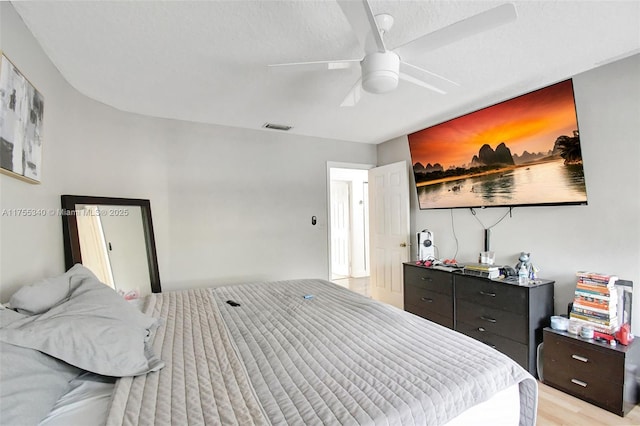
[394,3,517,57]
[268,59,360,71]
[399,73,446,95]
[340,79,363,107]
[337,0,386,54]
[400,61,459,87]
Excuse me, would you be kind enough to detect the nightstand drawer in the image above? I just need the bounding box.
[455,275,527,313]
[403,266,452,296]
[457,299,528,344]
[544,331,624,384]
[543,367,622,413]
[457,321,528,367]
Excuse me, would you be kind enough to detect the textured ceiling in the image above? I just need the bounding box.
[11,1,640,144]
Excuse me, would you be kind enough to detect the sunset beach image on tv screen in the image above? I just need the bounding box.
[408,79,587,210]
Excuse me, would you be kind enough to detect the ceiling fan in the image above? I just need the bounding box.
[269,1,517,107]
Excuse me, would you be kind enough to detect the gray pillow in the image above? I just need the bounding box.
[0,307,81,426]
[9,270,73,315]
[0,264,164,377]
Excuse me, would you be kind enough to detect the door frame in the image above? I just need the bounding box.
[326,161,375,281]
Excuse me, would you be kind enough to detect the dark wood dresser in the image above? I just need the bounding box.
[403,265,454,328]
[403,262,554,377]
[543,328,640,416]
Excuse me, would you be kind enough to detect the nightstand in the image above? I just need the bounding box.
[543,327,640,416]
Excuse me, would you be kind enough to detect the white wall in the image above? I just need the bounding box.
[162,120,376,290]
[0,3,170,301]
[0,3,376,301]
[378,54,640,331]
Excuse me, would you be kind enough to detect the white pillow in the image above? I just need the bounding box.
[0,265,164,377]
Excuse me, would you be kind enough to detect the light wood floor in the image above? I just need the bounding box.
[537,381,640,425]
[332,276,370,297]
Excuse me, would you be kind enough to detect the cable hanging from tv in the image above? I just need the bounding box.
[470,207,513,251]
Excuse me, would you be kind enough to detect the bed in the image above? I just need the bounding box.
[0,265,537,426]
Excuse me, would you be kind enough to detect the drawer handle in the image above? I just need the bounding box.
[480,315,497,323]
[479,291,496,297]
[477,327,486,332]
[420,297,433,303]
[571,379,588,387]
[571,354,589,363]
[420,277,433,282]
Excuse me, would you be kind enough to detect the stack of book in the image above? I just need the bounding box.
[462,263,500,279]
[570,271,619,334]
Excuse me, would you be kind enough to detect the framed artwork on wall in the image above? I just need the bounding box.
[0,51,44,184]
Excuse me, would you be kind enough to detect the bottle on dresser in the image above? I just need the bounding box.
[518,264,529,285]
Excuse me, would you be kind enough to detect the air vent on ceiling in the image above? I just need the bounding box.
[263,123,292,131]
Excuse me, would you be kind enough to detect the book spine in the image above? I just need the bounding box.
[576,271,618,286]
[569,317,616,334]
[576,283,612,296]
[571,306,615,321]
[570,311,617,326]
[572,302,614,315]
[573,296,614,312]
[574,290,612,301]
[578,278,613,288]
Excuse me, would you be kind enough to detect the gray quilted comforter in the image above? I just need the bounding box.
[107,279,537,425]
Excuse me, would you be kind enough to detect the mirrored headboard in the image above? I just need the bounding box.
[61,195,161,294]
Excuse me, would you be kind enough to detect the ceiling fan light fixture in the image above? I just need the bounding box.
[361,51,399,94]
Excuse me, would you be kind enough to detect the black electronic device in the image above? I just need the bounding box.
[501,266,517,277]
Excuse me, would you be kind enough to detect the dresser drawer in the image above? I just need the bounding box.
[457,321,528,368]
[455,275,527,313]
[543,366,623,413]
[456,299,528,344]
[544,331,624,384]
[405,285,453,319]
[403,265,453,296]
[406,304,454,329]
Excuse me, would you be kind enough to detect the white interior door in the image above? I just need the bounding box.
[368,161,410,308]
[76,206,115,288]
[330,180,351,278]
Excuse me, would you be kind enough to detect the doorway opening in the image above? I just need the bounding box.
[328,164,371,297]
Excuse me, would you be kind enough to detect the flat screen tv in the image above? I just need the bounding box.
[408,79,587,210]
